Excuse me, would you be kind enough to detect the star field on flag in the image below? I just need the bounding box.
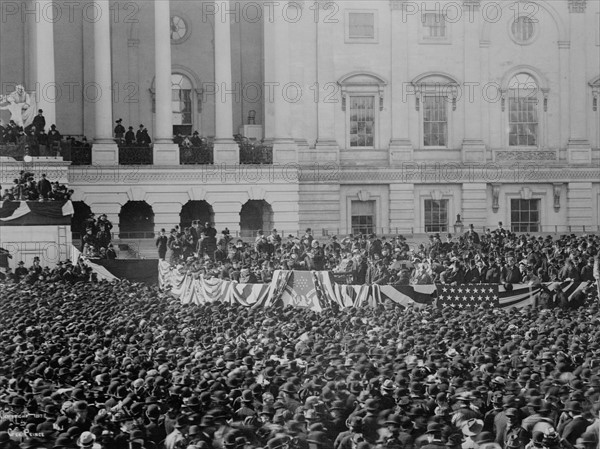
[436,284,499,308]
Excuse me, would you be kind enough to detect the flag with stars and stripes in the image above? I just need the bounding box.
[436,284,499,308]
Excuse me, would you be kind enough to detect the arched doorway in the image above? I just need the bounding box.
[119,201,155,238]
[240,200,274,238]
[180,201,214,229]
[71,201,92,236]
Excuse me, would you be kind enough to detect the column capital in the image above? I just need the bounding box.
[568,0,586,12]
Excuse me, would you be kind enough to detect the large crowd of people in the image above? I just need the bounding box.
[1,171,73,202]
[0,247,599,449]
[160,222,600,290]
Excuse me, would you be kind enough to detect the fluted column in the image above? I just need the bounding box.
[152,0,180,165]
[314,2,339,161]
[35,0,56,128]
[213,0,239,164]
[567,7,591,163]
[93,0,113,143]
[461,0,486,162]
[90,0,119,165]
[263,1,297,163]
[154,0,173,143]
[389,0,413,164]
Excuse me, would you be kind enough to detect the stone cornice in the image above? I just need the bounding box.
[60,164,600,186]
[67,164,303,185]
[324,166,600,184]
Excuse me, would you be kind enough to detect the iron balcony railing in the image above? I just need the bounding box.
[179,142,214,165]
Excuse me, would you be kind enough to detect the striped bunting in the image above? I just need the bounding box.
[159,262,594,312]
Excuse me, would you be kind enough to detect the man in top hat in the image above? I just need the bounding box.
[114,119,125,143]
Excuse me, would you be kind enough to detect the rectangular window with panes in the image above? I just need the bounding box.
[510,199,540,232]
[508,95,538,147]
[423,13,447,38]
[349,96,375,148]
[424,199,448,233]
[351,200,375,235]
[423,96,448,147]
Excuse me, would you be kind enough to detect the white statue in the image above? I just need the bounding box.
[0,85,35,128]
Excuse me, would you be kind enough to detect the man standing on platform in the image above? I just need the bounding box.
[156,229,168,260]
[136,125,145,145]
[32,109,45,134]
[37,174,52,200]
[47,124,62,153]
[125,126,135,145]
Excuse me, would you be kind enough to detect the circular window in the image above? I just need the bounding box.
[511,16,534,44]
[170,16,188,43]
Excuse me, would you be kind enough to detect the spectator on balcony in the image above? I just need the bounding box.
[25,125,39,156]
[135,124,144,143]
[96,223,112,249]
[37,129,48,148]
[125,126,135,145]
[114,118,125,144]
[182,228,195,259]
[105,243,117,260]
[38,173,52,199]
[47,124,62,150]
[141,128,152,146]
[31,109,46,134]
[4,120,19,143]
[191,131,203,146]
[180,135,192,149]
[97,214,113,232]
[24,178,38,201]
[203,222,217,239]
[1,188,14,201]
[501,255,522,285]
[168,233,183,265]
[81,228,98,253]
[135,124,152,146]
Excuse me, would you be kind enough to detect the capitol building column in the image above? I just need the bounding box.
[34,0,56,129]
[91,0,118,165]
[153,0,180,165]
[212,0,239,165]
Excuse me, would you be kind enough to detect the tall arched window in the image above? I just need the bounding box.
[508,74,539,147]
[172,74,193,136]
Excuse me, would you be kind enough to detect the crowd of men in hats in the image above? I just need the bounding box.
[80,213,117,260]
[114,120,151,147]
[0,111,63,156]
[0,256,96,284]
[1,171,73,202]
[160,222,600,294]
[0,259,600,449]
